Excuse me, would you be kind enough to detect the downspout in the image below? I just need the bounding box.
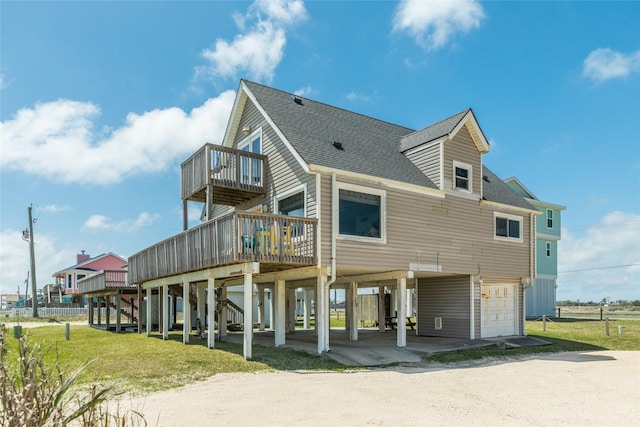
[329,172,337,286]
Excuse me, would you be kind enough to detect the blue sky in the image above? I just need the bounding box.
[1,0,639,302]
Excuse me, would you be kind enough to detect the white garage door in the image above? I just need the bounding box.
[481,284,517,337]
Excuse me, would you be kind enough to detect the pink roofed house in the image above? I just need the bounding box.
[53,251,127,295]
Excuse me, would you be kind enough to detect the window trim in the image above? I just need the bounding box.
[493,212,523,243]
[274,184,307,218]
[336,182,387,244]
[453,160,472,193]
[545,241,551,257]
[237,127,262,153]
[546,208,554,229]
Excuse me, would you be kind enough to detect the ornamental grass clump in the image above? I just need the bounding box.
[0,334,146,426]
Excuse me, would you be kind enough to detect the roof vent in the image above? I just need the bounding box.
[483,175,490,182]
[292,96,304,106]
[332,141,344,150]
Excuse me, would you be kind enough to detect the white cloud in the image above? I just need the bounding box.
[582,48,640,82]
[82,212,159,232]
[0,91,236,184]
[392,0,485,50]
[558,211,640,302]
[0,229,75,295]
[293,86,315,97]
[197,0,307,82]
[346,91,371,102]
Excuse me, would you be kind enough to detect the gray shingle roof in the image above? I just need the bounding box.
[242,80,534,211]
[399,109,469,152]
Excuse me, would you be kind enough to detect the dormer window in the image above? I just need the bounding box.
[453,161,472,193]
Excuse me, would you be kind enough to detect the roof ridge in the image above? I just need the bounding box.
[242,79,415,134]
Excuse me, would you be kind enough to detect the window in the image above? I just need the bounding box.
[546,242,551,257]
[453,161,472,192]
[494,212,523,242]
[67,274,72,289]
[338,184,385,242]
[276,186,306,238]
[546,209,553,228]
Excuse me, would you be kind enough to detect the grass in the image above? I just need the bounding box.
[425,318,640,363]
[1,326,345,395]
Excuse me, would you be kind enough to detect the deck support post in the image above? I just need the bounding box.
[146,288,152,336]
[258,286,265,331]
[158,289,163,335]
[197,284,206,332]
[349,282,358,341]
[378,286,385,333]
[162,285,169,340]
[105,297,111,330]
[303,288,312,329]
[207,278,216,349]
[269,288,274,331]
[183,282,191,344]
[397,277,407,348]
[287,288,296,333]
[243,273,253,360]
[274,279,285,346]
[220,286,227,338]
[88,297,94,326]
[316,273,329,354]
[137,285,142,334]
[115,293,121,333]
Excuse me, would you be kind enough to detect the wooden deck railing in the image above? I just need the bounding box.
[128,212,317,284]
[181,144,267,202]
[78,270,133,294]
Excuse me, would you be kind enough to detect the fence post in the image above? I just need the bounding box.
[605,317,610,336]
[557,307,561,318]
[600,307,603,321]
[65,323,70,340]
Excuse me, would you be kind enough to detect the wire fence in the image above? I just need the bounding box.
[554,307,640,320]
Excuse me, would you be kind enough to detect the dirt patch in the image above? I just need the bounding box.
[122,350,639,426]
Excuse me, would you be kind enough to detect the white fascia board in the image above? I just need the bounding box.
[404,137,446,156]
[308,164,445,199]
[242,83,310,173]
[449,110,490,153]
[525,197,567,211]
[221,85,247,148]
[481,199,541,215]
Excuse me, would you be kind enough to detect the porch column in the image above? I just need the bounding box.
[137,285,142,334]
[258,286,265,331]
[397,277,407,348]
[115,293,122,333]
[324,281,331,351]
[197,284,206,333]
[287,288,296,333]
[274,279,285,346]
[303,288,312,329]
[269,288,274,330]
[158,288,163,335]
[378,286,385,332]
[316,273,328,354]
[220,286,228,338]
[162,285,169,340]
[183,282,191,344]
[88,297,94,326]
[207,278,216,349]
[243,273,253,360]
[146,288,152,336]
[349,282,358,341]
[105,297,111,330]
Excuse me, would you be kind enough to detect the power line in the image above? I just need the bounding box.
[558,263,640,274]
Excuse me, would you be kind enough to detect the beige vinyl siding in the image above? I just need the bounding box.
[417,275,470,338]
[323,174,531,277]
[442,125,481,195]
[233,101,317,220]
[405,142,441,189]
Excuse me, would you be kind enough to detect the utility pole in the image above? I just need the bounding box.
[24,205,39,318]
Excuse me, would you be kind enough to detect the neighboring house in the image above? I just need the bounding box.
[129,80,538,359]
[53,251,128,295]
[505,177,566,317]
[1,293,21,310]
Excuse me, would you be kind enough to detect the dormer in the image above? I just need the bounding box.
[401,109,490,199]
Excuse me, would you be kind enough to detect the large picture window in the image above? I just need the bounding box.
[494,212,523,242]
[338,184,385,242]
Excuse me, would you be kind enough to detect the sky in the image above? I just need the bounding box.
[1,0,639,303]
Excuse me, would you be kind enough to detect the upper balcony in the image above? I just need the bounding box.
[128,212,317,285]
[182,144,267,206]
[78,270,134,295]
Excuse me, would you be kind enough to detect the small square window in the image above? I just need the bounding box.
[453,161,472,192]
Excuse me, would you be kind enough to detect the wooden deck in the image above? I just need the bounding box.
[78,270,135,295]
[181,143,267,206]
[129,212,317,285]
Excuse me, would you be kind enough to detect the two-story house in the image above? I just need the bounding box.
[53,251,128,296]
[505,178,566,317]
[129,80,538,360]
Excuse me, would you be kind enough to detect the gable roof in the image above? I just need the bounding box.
[53,252,127,276]
[235,80,533,211]
[504,176,567,211]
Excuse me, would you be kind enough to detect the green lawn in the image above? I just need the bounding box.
[2,317,638,395]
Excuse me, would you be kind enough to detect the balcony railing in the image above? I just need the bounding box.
[181,144,267,206]
[78,270,133,294]
[128,212,317,285]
